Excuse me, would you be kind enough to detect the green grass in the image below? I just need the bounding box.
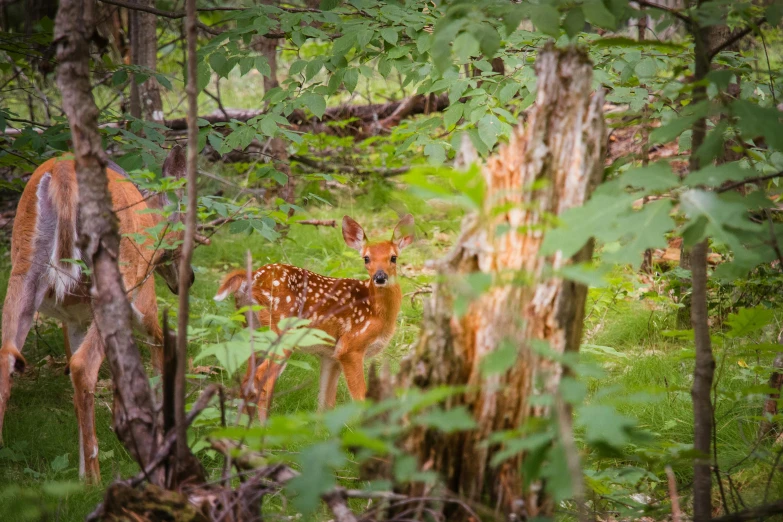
[581,298,783,508]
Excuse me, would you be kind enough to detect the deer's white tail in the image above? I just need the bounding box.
[36,162,80,302]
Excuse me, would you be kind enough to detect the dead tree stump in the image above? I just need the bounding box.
[392,44,606,520]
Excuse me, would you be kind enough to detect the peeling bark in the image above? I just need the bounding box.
[54,0,160,482]
[391,44,605,520]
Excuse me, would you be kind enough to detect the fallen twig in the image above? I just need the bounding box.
[404,287,432,306]
[297,219,337,227]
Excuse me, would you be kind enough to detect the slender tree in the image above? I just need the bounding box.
[54,0,160,484]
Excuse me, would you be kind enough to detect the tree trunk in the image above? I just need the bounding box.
[129,0,163,123]
[54,0,160,484]
[689,7,717,519]
[392,44,605,520]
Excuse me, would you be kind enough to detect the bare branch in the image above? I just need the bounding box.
[636,0,693,24]
[97,0,285,37]
[716,170,783,193]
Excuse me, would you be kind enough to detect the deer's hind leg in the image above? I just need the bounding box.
[68,324,104,483]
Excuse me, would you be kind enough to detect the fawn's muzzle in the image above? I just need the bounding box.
[373,270,388,285]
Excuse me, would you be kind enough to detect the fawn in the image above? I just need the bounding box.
[214,215,414,421]
[0,146,204,482]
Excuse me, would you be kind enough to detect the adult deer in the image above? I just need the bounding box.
[214,215,414,422]
[0,146,203,482]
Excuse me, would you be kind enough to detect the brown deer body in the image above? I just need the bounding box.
[0,147,196,483]
[214,215,414,421]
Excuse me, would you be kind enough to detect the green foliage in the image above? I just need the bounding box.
[1,0,783,519]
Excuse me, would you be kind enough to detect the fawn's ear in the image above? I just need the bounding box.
[162,145,186,179]
[342,216,366,252]
[392,214,415,250]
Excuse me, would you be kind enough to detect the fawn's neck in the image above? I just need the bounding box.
[367,280,402,321]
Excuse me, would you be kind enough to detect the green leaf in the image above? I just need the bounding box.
[680,189,761,247]
[603,199,675,267]
[443,103,464,129]
[287,440,346,514]
[254,56,271,77]
[732,100,783,152]
[454,32,479,63]
[583,0,616,29]
[590,37,684,51]
[304,59,323,81]
[343,68,359,93]
[478,114,502,149]
[357,29,374,49]
[112,69,128,86]
[542,193,636,258]
[695,120,727,164]
[50,454,69,473]
[619,162,680,192]
[424,143,446,165]
[684,162,753,188]
[415,406,476,434]
[725,307,775,339]
[650,104,709,144]
[577,405,636,446]
[635,57,657,79]
[209,52,234,78]
[223,125,256,151]
[196,62,211,93]
[320,0,340,9]
[498,82,519,105]
[299,93,326,119]
[380,28,398,45]
[530,4,560,37]
[563,7,585,38]
[480,341,517,377]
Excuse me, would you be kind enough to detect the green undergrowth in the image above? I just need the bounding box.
[580,297,783,509]
[0,178,462,520]
[1,178,782,519]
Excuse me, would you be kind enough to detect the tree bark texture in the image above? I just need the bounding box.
[393,44,605,520]
[129,0,164,123]
[690,239,715,522]
[54,0,160,482]
[174,0,201,485]
[689,7,716,520]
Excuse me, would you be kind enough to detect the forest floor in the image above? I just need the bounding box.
[0,170,781,521]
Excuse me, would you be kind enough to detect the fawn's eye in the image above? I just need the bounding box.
[390,255,397,263]
[364,256,370,264]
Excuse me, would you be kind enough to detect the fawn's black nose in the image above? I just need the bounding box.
[373,270,388,285]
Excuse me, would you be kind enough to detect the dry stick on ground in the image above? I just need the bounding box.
[54,0,160,484]
[710,500,783,522]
